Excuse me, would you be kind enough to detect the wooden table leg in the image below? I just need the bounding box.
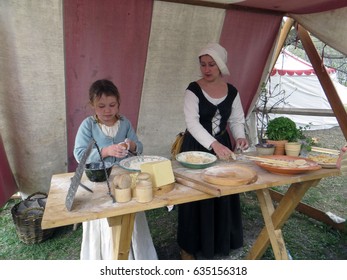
[107,213,136,260]
[256,188,289,260]
[246,179,321,260]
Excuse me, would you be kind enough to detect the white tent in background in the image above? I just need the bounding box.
[265,50,347,130]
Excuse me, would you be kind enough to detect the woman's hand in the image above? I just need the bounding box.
[101,143,128,159]
[211,141,235,160]
[235,138,249,152]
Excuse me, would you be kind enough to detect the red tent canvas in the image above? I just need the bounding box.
[0,135,18,207]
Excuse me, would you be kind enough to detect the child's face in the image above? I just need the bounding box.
[93,94,119,125]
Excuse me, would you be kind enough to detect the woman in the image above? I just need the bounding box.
[74,79,157,260]
[177,43,249,260]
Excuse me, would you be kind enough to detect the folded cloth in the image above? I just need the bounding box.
[326,211,346,224]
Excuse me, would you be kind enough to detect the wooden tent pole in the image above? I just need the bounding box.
[270,17,294,71]
[297,24,347,141]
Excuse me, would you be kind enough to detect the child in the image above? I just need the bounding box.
[73,79,158,260]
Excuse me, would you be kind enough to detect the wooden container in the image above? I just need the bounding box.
[137,172,151,182]
[136,180,153,203]
[137,171,174,195]
[115,187,131,203]
[133,172,151,199]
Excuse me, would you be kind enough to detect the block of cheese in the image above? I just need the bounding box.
[140,160,175,188]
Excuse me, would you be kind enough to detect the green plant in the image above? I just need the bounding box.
[297,124,315,153]
[266,116,300,142]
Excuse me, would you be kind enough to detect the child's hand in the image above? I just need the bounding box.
[124,138,136,153]
[102,144,128,158]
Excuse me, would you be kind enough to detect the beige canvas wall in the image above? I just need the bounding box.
[0,0,66,197]
[137,1,225,157]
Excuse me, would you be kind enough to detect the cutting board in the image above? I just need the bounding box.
[173,162,258,197]
[201,165,257,186]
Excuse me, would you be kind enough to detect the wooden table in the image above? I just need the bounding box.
[41,160,340,260]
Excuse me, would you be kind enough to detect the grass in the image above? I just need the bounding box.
[0,200,82,260]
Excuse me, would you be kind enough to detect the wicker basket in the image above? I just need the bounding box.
[11,192,54,244]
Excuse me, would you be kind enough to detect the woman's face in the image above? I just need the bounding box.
[92,94,119,125]
[199,55,221,81]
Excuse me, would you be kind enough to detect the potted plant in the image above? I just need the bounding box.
[265,116,301,155]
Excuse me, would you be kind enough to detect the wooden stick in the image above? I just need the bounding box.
[311,147,340,155]
[242,156,294,167]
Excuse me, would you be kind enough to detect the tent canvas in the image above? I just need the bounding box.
[265,50,347,130]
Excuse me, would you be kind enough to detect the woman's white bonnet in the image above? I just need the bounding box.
[198,43,230,76]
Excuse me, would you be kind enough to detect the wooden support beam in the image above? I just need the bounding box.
[269,189,346,232]
[255,107,336,117]
[296,24,347,141]
[157,0,229,9]
[157,0,284,15]
[270,17,295,71]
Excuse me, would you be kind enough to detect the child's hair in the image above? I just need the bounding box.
[89,79,121,107]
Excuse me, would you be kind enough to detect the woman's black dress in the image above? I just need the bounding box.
[177,81,244,259]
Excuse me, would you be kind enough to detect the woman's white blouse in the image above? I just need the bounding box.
[184,89,246,149]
